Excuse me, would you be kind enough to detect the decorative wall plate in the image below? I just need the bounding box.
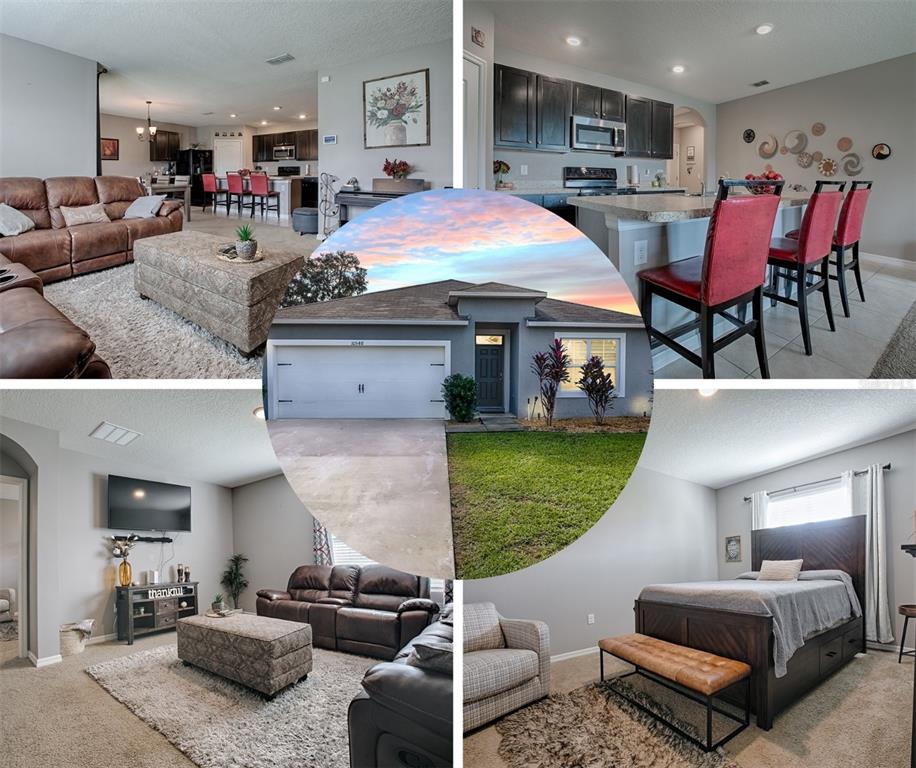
[812,151,823,162]
[779,146,788,155]
[797,151,813,168]
[841,153,862,176]
[837,137,853,152]
[818,157,838,176]
[743,129,756,143]
[758,135,778,159]
[811,122,826,136]
[871,143,891,160]
[783,130,808,154]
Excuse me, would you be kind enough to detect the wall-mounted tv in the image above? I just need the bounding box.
[107,475,191,532]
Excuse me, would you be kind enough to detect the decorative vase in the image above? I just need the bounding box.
[384,121,407,146]
[118,558,132,587]
[211,600,225,612]
[235,240,257,260]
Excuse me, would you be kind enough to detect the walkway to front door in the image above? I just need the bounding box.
[475,335,504,411]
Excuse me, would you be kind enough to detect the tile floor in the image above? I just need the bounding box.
[655,253,916,378]
[185,208,321,253]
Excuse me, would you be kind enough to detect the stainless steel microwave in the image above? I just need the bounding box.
[571,115,626,153]
[273,145,296,160]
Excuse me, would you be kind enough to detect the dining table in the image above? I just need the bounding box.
[149,182,191,222]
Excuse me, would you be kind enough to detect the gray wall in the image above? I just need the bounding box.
[231,474,316,613]
[0,34,98,177]
[464,466,718,656]
[716,428,916,644]
[99,113,198,178]
[716,54,916,262]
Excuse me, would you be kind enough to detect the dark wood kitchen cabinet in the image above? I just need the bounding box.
[494,64,536,148]
[252,134,268,163]
[149,130,180,162]
[572,82,624,122]
[625,95,651,157]
[295,129,318,161]
[650,100,673,159]
[535,75,570,151]
[600,88,625,122]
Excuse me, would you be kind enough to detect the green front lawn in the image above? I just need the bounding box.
[448,431,647,579]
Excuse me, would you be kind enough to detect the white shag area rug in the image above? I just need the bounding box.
[0,619,17,643]
[43,264,262,378]
[87,643,374,768]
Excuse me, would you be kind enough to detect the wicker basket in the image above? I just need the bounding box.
[59,623,88,656]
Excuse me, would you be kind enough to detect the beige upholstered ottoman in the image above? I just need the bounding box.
[177,613,312,697]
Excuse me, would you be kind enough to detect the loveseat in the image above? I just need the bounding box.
[349,608,453,767]
[463,602,550,732]
[256,564,439,660]
[0,176,183,282]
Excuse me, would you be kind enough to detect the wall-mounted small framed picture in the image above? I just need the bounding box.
[725,535,742,563]
[100,137,119,161]
[686,145,696,162]
[322,134,338,145]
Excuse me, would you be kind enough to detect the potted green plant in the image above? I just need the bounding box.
[493,159,511,189]
[235,224,257,261]
[211,593,226,612]
[220,553,249,609]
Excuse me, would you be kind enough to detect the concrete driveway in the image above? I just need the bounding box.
[267,419,455,579]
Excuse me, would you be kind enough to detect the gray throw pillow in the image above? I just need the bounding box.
[124,195,166,219]
[0,203,36,236]
[406,638,453,674]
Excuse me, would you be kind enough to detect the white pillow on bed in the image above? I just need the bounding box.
[758,559,804,581]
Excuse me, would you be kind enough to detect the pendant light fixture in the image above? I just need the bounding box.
[136,101,158,141]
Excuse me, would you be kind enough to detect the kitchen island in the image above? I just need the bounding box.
[215,176,302,219]
[570,191,810,372]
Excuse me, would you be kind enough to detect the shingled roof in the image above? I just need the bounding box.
[273,279,640,324]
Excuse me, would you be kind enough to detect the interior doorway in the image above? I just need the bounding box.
[213,138,243,176]
[462,52,486,189]
[0,475,27,659]
[671,107,706,194]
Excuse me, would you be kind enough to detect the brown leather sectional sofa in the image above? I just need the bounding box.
[0,176,183,282]
[256,564,440,660]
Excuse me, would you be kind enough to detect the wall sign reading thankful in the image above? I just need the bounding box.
[147,587,185,599]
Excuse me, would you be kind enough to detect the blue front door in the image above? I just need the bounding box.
[475,335,504,411]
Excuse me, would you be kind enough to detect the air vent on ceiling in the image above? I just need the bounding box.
[90,421,142,446]
[202,111,214,115]
[266,53,295,66]
[750,80,770,88]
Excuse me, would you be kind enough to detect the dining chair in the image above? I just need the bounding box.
[226,173,246,216]
[765,181,844,355]
[248,173,280,220]
[783,180,872,317]
[200,173,226,214]
[638,178,783,378]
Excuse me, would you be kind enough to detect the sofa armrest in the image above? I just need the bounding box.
[256,589,291,602]
[500,617,551,693]
[158,200,183,217]
[316,597,351,606]
[398,598,439,614]
[360,661,452,737]
[0,263,43,295]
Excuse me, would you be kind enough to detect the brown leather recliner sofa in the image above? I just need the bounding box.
[0,175,183,283]
[256,564,439,660]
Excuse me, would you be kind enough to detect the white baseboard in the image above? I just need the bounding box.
[86,632,117,646]
[860,251,916,270]
[28,651,62,668]
[550,646,598,664]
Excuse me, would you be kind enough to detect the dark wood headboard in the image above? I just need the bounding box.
[751,516,866,610]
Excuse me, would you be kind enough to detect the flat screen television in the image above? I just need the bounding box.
[107,474,191,532]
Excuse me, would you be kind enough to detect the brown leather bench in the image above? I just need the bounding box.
[599,633,751,752]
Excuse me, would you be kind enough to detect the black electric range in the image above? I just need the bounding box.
[563,166,637,196]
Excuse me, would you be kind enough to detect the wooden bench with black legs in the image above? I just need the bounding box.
[599,633,751,753]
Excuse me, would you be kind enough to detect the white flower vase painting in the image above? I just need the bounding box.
[363,69,430,149]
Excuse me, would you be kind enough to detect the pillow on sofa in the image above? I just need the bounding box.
[60,203,110,227]
[439,603,453,626]
[0,203,36,236]
[124,195,166,219]
[406,638,453,674]
[464,602,505,653]
[758,559,803,581]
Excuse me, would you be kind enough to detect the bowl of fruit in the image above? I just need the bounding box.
[744,170,783,194]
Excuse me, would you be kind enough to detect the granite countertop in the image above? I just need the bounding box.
[495,186,688,197]
[569,192,810,222]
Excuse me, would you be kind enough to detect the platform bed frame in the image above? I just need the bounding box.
[634,516,866,730]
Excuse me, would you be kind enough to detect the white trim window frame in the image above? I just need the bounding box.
[554,332,626,398]
[763,476,853,529]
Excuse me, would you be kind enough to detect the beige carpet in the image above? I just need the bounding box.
[465,649,911,768]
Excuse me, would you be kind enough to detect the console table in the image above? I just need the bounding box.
[903,544,915,768]
[116,581,199,645]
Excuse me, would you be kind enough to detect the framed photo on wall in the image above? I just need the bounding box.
[100,137,119,161]
[363,68,430,149]
[686,145,696,162]
[725,535,742,563]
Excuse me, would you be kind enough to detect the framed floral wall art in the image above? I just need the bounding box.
[363,69,430,149]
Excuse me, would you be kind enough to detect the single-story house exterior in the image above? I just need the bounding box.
[265,280,653,420]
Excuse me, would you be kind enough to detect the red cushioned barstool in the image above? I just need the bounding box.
[200,173,226,214]
[638,178,783,379]
[225,172,247,216]
[248,172,280,220]
[784,180,872,317]
[764,181,844,356]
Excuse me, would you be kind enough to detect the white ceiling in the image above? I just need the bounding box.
[0,0,450,127]
[639,387,916,489]
[0,388,280,488]
[484,0,916,104]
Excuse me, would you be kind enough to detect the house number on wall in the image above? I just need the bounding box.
[350,341,365,346]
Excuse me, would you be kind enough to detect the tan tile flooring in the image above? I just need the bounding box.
[185,207,321,254]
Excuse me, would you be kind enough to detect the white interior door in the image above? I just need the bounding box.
[463,54,485,189]
[213,138,243,175]
[274,344,448,419]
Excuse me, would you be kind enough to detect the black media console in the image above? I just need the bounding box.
[116,581,199,644]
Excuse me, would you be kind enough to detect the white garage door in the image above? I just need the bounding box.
[273,343,448,419]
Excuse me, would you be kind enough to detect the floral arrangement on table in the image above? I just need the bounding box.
[383,158,412,180]
[109,535,139,587]
[366,80,423,129]
[744,169,783,195]
[493,159,512,189]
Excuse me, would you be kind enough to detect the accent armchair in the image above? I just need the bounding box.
[0,588,15,623]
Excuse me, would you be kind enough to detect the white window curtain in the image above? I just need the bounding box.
[853,465,894,644]
[750,490,768,530]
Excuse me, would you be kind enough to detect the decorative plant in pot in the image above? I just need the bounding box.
[220,553,249,609]
[108,535,139,587]
[235,224,257,260]
[383,158,412,181]
[493,159,511,189]
[211,593,226,612]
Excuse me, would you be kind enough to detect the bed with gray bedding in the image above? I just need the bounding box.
[638,570,861,677]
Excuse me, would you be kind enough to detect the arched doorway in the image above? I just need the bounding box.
[669,107,707,194]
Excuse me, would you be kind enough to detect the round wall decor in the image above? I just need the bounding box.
[818,157,838,176]
[841,153,863,176]
[797,151,813,168]
[812,151,823,163]
[836,137,853,152]
[779,145,788,155]
[811,122,826,136]
[743,129,756,143]
[871,143,892,160]
[783,130,808,154]
[758,135,778,159]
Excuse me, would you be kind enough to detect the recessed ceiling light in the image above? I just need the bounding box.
[671,65,685,74]
[298,114,307,119]
[252,406,265,420]
[229,113,237,118]
[260,120,268,125]
[756,23,774,35]
[273,106,282,111]
[565,36,582,47]
[132,488,147,500]
[698,387,718,398]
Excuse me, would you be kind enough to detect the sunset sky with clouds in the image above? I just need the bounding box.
[318,189,640,315]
